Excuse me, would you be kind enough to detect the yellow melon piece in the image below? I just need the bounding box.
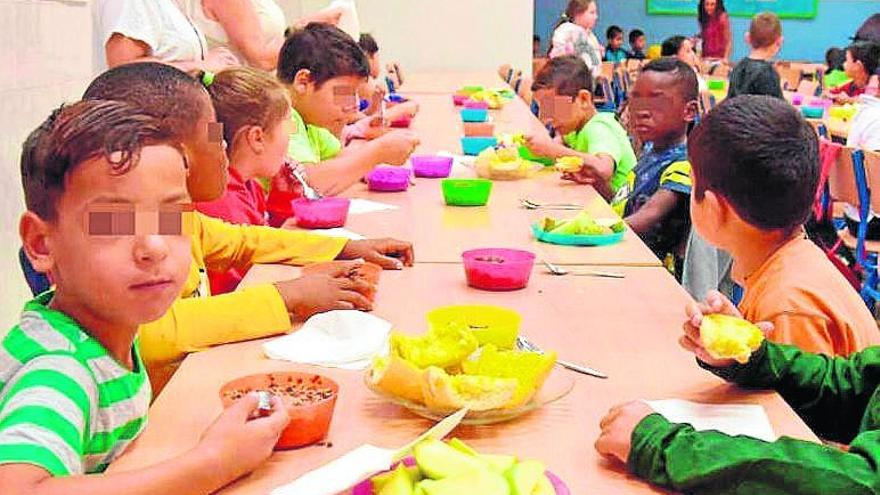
[371,354,426,403]
[700,314,764,364]
[391,325,479,370]
[421,367,517,411]
[461,345,556,407]
[554,156,582,173]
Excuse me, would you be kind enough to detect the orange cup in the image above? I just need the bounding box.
[220,372,339,449]
[463,122,495,137]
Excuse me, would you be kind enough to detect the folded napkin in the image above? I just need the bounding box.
[349,198,399,215]
[263,310,391,370]
[436,151,477,178]
[645,399,776,442]
[308,227,365,240]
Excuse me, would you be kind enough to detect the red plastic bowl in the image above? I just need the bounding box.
[292,197,350,229]
[219,372,339,450]
[411,155,454,178]
[452,94,468,106]
[464,99,490,110]
[462,248,536,291]
[390,115,412,128]
[367,167,411,192]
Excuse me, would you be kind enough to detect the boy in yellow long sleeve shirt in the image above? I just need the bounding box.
[84,62,414,391]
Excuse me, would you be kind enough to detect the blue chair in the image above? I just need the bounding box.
[19,247,50,296]
[850,149,880,310]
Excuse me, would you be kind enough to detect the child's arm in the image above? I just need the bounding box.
[0,394,289,495]
[304,130,419,196]
[524,133,616,198]
[624,189,682,236]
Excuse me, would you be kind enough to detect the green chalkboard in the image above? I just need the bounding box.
[647,0,818,19]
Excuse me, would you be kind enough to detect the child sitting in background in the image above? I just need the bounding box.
[604,25,628,63]
[827,41,880,103]
[685,96,879,356]
[356,33,419,128]
[524,55,637,200]
[661,35,708,92]
[7,99,288,493]
[83,62,414,391]
[629,29,646,60]
[273,23,419,207]
[612,58,698,278]
[727,12,783,99]
[824,47,849,89]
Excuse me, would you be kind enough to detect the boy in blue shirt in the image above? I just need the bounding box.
[604,25,629,63]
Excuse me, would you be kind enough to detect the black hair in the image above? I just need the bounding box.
[553,0,596,32]
[278,23,370,86]
[689,95,818,232]
[854,14,880,43]
[606,25,623,40]
[533,34,541,42]
[83,62,207,140]
[642,57,700,102]
[846,41,880,77]
[358,33,379,55]
[825,47,846,71]
[698,0,727,28]
[21,100,178,221]
[661,35,688,57]
[629,29,645,45]
[531,55,594,97]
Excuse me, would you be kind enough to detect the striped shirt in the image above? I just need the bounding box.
[0,292,151,476]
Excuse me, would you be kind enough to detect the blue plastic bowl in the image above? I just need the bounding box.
[801,106,825,119]
[461,136,498,156]
[461,108,489,123]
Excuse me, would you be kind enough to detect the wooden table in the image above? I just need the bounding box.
[112,264,817,494]
[401,71,507,94]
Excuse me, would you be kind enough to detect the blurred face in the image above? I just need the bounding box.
[633,35,646,51]
[704,0,717,16]
[184,92,229,202]
[677,39,698,67]
[368,52,381,79]
[844,50,866,80]
[35,145,192,329]
[534,88,591,136]
[609,33,624,50]
[256,110,295,179]
[291,72,365,135]
[573,2,598,31]
[629,71,696,145]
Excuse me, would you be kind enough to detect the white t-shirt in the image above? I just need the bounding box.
[550,22,602,73]
[188,0,286,64]
[92,0,207,74]
[848,95,880,152]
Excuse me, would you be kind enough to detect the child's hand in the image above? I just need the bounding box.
[524,133,561,159]
[274,273,374,320]
[679,291,773,368]
[376,130,420,165]
[197,393,289,483]
[561,169,596,185]
[338,239,415,269]
[203,47,240,72]
[595,401,655,464]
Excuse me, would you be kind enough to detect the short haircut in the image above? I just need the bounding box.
[661,35,687,57]
[826,47,846,71]
[641,57,699,102]
[277,23,370,86]
[531,55,594,97]
[629,29,645,45]
[606,25,623,40]
[358,33,379,55]
[21,100,178,221]
[847,41,880,76]
[749,12,782,49]
[206,67,290,151]
[83,62,206,141]
[689,95,818,232]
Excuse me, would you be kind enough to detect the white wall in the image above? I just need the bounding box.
[1,0,94,327]
[280,0,534,75]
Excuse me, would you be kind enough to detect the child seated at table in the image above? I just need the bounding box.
[357,33,419,123]
[6,100,289,493]
[824,47,849,89]
[596,292,880,494]
[727,12,784,99]
[272,22,419,211]
[611,58,698,278]
[604,25,628,63]
[523,55,637,200]
[661,35,708,93]
[686,95,879,356]
[83,62,414,391]
[629,29,647,60]
[826,41,880,104]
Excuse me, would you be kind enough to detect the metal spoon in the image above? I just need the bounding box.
[517,336,608,379]
[542,260,625,279]
[287,159,323,200]
[520,198,584,210]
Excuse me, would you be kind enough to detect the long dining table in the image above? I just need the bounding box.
[108,72,818,494]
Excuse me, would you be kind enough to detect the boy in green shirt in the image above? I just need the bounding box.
[523,55,637,200]
[3,100,288,494]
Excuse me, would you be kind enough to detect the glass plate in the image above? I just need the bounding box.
[364,368,575,425]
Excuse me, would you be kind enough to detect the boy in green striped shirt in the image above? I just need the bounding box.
[2,100,289,494]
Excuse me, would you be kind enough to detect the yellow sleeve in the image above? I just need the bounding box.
[138,284,291,369]
[194,212,348,272]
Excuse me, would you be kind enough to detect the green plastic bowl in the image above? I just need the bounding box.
[707,79,726,91]
[441,179,493,206]
[518,146,554,167]
[459,85,484,95]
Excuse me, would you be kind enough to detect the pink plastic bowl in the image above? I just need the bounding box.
[462,248,535,291]
[411,155,454,178]
[367,167,411,192]
[790,94,804,106]
[390,115,412,128]
[464,99,490,110]
[292,197,350,229]
[452,94,468,106]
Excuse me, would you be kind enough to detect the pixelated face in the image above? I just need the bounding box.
[573,2,598,30]
[299,75,366,132]
[633,35,646,51]
[609,33,624,50]
[844,49,864,79]
[258,108,295,179]
[48,145,192,328]
[535,89,585,136]
[184,91,229,202]
[704,0,717,15]
[368,52,381,79]
[629,71,694,143]
[678,39,698,68]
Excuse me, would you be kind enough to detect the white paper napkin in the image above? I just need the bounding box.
[436,150,477,177]
[349,198,399,215]
[646,399,777,442]
[307,227,366,240]
[263,310,392,370]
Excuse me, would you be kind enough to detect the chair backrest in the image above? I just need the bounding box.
[776,65,802,91]
[498,64,512,83]
[862,149,880,212]
[828,146,860,205]
[698,91,714,116]
[796,79,820,97]
[600,62,615,81]
[517,76,533,104]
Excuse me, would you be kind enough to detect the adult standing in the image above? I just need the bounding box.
[92,0,239,74]
[549,0,604,74]
[698,0,732,62]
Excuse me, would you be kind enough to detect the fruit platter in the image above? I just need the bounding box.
[474,147,542,181]
[532,212,626,246]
